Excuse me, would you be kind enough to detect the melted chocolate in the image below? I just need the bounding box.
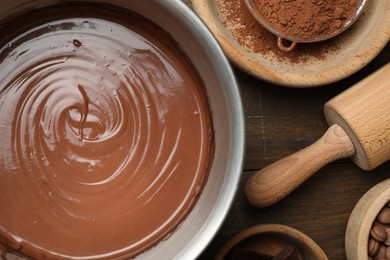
[0,4,213,259]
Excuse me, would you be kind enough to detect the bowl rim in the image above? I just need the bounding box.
[150,0,245,259]
[345,179,390,260]
[215,224,328,260]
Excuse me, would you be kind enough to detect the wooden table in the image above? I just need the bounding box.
[194,26,390,260]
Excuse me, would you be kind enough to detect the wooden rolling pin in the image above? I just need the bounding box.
[245,63,390,207]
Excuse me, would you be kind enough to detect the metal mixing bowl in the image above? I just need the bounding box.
[0,0,245,259]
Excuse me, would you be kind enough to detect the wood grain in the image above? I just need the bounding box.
[196,44,390,260]
[325,63,390,170]
[181,1,390,259]
[245,124,355,208]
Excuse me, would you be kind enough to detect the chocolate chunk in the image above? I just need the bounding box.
[232,247,272,260]
[272,245,300,260]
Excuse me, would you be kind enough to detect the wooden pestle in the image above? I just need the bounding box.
[245,63,390,208]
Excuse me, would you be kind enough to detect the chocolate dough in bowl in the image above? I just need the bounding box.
[0,0,244,259]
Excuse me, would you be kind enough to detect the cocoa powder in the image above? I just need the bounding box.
[251,0,359,41]
[218,0,341,63]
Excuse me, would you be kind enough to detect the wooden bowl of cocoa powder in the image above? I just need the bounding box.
[191,0,390,87]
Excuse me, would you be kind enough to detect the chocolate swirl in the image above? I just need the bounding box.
[0,8,212,259]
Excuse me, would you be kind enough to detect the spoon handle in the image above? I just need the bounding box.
[277,37,297,51]
[245,124,355,208]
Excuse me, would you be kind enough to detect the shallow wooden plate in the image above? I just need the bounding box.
[191,0,390,87]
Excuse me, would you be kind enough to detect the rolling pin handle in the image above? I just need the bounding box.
[245,124,355,208]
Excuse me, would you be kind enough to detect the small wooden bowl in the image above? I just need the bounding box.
[346,179,390,260]
[216,224,327,259]
[192,0,390,87]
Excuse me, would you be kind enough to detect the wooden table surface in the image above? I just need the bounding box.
[187,5,390,259]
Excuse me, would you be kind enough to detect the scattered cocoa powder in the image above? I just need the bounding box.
[218,0,342,63]
[251,0,359,41]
